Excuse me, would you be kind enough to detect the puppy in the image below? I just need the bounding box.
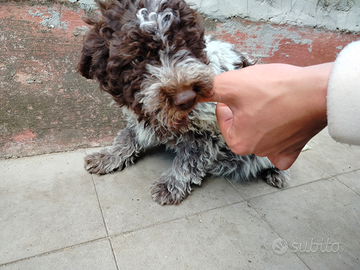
[78,0,289,205]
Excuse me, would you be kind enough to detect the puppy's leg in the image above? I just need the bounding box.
[260,167,289,188]
[250,156,289,188]
[210,151,289,188]
[85,128,142,174]
[150,170,193,206]
[151,143,209,205]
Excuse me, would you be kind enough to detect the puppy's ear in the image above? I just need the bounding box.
[77,30,98,79]
[77,15,113,82]
[78,0,138,84]
[77,0,129,80]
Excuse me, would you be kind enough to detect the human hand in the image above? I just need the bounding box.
[201,63,333,170]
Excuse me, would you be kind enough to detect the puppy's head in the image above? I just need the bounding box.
[78,0,214,132]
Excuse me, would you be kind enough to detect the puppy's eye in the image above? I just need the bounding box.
[133,56,144,65]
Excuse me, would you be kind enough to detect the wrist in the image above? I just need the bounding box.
[303,63,333,126]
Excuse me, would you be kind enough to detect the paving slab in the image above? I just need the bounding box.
[1,239,117,270]
[0,150,106,265]
[0,129,359,269]
[230,152,331,200]
[336,170,360,195]
[301,129,360,175]
[87,147,245,235]
[250,178,360,270]
[112,203,308,270]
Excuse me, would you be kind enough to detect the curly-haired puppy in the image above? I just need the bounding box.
[78,0,289,205]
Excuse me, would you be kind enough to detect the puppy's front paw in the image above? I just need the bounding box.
[151,176,192,205]
[264,168,289,188]
[84,151,125,175]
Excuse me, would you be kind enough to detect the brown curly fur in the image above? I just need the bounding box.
[78,0,208,123]
[77,0,289,205]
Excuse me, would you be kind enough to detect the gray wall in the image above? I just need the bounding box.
[76,0,360,32]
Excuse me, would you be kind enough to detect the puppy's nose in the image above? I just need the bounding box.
[174,90,197,111]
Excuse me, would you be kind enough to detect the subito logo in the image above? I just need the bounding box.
[272,238,288,254]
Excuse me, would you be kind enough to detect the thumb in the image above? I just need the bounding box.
[267,152,300,170]
[215,103,234,142]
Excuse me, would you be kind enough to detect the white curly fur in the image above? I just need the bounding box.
[82,0,289,205]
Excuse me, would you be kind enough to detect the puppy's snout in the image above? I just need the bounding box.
[174,90,197,111]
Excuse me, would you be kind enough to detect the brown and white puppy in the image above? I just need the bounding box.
[78,0,289,205]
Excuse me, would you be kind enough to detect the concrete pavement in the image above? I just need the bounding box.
[1,128,360,269]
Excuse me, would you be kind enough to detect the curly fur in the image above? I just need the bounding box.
[78,0,289,205]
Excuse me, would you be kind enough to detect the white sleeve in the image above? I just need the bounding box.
[327,41,360,145]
